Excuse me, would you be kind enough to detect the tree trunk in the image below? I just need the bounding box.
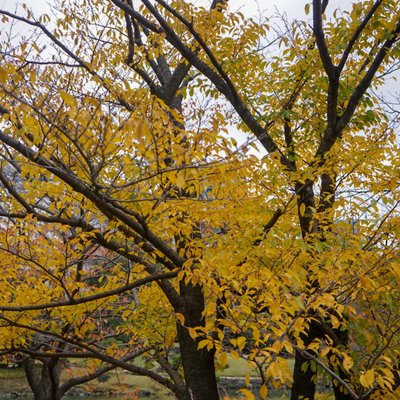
[23,358,63,400]
[290,320,320,400]
[177,282,219,400]
[291,349,317,400]
[332,380,354,400]
[331,358,353,400]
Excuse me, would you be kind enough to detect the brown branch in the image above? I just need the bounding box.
[0,129,186,269]
[337,0,384,74]
[115,0,293,169]
[0,9,135,113]
[152,0,239,101]
[293,345,359,400]
[156,354,186,394]
[313,0,336,81]
[0,170,35,213]
[0,203,184,311]
[315,18,400,158]
[322,0,329,14]
[317,172,336,215]
[16,60,81,70]
[13,345,152,396]
[140,0,225,101]
[253,208,284,246]
[59,347,152,395]
[335,18,400,134]
[0,271,178,312]
[124,11,165,93]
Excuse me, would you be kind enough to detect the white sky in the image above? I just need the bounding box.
[2,1,357,20]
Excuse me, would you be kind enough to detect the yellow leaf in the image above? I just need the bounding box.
[343,353,353,372]
[60,90,76,107]
[164,327,175,347]
[259,384,268,399]
[237,336,246,351]
[331,315,340,329]
[175,313,185,325]
[239,388,255,400]
[299,203,306,217]
[360,276,376,290]
[0,66,8,83]
[134,119,150,140]
[252,327,260,342]
[360,369,375,388]
[198,339,210,350]
[188,327,197,339]
[219,352,228,368]
[245,373,250,386]
[268,361,280,377]
[176,173,185,189]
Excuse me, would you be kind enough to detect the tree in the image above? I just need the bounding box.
[0,1,400,400]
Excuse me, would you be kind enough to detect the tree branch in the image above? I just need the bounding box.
[0,129,186,269]
[0,316,179,394]
[59,347,152,395]
[335,18,400,134]
[115,0,293,169]
[293,345,359,400]
[337,0,384,74]
[0,271,178,312]
[0,9,135,113]
[313,0,336,81]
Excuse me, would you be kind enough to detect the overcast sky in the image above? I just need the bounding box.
[2,0,357,20]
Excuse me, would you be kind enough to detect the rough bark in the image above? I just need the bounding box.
[177,282,219,400]
[290,330,317,400]
[23,358,63,400]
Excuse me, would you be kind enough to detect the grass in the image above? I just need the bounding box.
[217,357,259,377]
[0,367,32,394]
[0,368,26,379]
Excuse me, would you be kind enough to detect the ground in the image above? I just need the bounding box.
[0,358,336,399]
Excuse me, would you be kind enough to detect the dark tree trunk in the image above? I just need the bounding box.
[291,349,317,400]
[23,358,63,400]
[291,319,354,400]
[177,282,219,400]
[332,379,354,400]
[293,180,318,400]
[290,320,322,400]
